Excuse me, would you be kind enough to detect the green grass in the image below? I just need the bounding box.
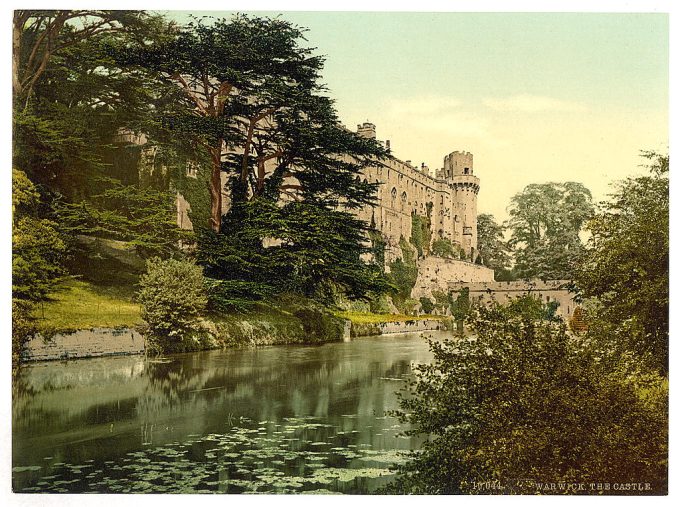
[333,311,447,325]
[33,279,141,332]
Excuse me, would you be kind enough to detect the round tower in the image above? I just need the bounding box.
[443,151,480,261]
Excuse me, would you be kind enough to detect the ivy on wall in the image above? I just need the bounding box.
[410,213,432,258]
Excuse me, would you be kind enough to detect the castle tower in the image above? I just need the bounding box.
[356,122,376,139]
[442,151,480,260]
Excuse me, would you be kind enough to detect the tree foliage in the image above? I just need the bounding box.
[507,182,593,280]
[12,169,68,369]
[574,152,668,373]
[13,10,178,199]
[476,213,511,274]
[431,238,463,260]
[410,213,431,258]
[57,178,192,258]
[197,199,390,305]
[117,14,387,231]
[390,298,668,494]
[387,238,419,313]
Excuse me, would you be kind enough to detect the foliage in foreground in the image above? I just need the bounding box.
[574,151,668,374]
[137,258,208,354]
[389,297,668,494]
[12,168,67,370]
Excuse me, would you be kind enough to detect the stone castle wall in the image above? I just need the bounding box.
[448,280,578,319]
[351,122,480,260]
[413,257,495,299]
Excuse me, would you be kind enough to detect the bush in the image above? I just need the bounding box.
[12,299,36,372]
[389,297,668,494]
[431,238,457,259]
[419,296,434,314]
[137,258,208,353]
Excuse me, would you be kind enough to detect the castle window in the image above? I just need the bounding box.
[464,168,470,175]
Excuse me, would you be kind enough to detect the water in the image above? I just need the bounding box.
[12,331,446,494]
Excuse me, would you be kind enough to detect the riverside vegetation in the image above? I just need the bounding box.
[12,10,668,495]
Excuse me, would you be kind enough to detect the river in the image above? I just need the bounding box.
[12,331,447,494]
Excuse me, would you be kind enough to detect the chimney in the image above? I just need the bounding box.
[386,140,391,150]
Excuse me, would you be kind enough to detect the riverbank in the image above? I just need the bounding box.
[23,280,451,362]
[21,315,453,362]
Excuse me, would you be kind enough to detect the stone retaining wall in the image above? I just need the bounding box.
[22,328,145,362]
[351,318,446,338]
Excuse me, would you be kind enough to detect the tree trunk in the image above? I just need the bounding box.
[12,13,24,98]
[209,144,223,232]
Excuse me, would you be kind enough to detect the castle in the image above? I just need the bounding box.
[350,122,480,264]
[128,123,578,316]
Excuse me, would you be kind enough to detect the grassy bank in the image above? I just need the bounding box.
[33,279,141,333]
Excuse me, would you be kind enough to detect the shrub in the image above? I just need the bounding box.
[12,299,36,372]
[431,238,457,259]
[389,297,668,494]
[137,258,208,353]
[419,296,434,314]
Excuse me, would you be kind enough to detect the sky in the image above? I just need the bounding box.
[164,10,668,222]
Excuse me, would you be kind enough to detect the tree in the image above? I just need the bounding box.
[389,297,668,494]
[431,238,463,260]
[507,182,593,279]
[117,14,390,303]
[574,152,668,373]
[13,10,182,199]
[116,15,385,232]
[13,10,153,104]
[476,213,511,274]
[197,199,390,304]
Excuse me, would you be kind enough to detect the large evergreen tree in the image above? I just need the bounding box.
[117,14,389,302]
[115,15,385,230]
[13,10,176,198]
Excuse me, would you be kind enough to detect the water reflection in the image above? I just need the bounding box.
[13,332,444,493]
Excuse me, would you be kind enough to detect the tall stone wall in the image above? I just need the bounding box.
[413,257,495,299]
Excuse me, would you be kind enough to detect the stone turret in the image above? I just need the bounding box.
[437,151,480,260]
[356,122,376,139]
